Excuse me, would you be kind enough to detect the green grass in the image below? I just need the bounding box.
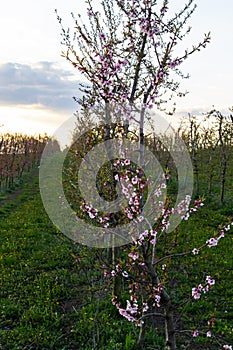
[0,178,77,349]
[0,162,232,349]
[167,207,233,348]
[0,175,136,349]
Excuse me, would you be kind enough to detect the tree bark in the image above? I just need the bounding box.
[164,301,176,350]
[140,244,176,350]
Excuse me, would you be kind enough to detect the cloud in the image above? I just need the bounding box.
[176,107,210,117]
[176,106,232,119]
[0,62,82,111]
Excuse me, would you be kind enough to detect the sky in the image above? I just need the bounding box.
[0,0,233,139]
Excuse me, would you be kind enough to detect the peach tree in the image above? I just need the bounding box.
[55,1,232,349]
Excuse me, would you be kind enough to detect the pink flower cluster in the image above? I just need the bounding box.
[206,222,232,248]
[192,329,211,338]
[177,195,191,219]
[169,59,182,69]
[134,229,157,246]
[113,159,147,221]
[139,17,159,38]
[110,263,130,279]
[128,251,139,261]
[80,202,110,227]
[101,168,232,343]
[113,281,164,326]
[112,296,144,327]
[192,275,215,300]
[192,221,232,254]
[94,50,129,100]
[192,332,233,348]
[192,330,199,337]
[152,284,164,307]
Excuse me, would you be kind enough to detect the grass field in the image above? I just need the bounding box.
[0,164,232,349]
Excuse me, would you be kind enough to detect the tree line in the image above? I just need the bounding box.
[0,133,60,192]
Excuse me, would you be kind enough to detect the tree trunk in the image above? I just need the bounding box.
[103,102,122,297]
[164,300,176,350]
[140,244,177,350]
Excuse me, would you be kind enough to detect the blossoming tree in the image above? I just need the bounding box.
[56,1,232,349]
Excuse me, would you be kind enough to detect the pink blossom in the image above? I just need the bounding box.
[206,237,218,247]
[223,346,232,350]
[219,230,225,238]
[154,295,161,307]
[128,252,139,261]
[118,308,127,316]
[128,198,134,205]
[122,271,129,278]
[206,331,211,337]
[87,9,94,17]
[143,303,149,312]
[125,192,130,199]
[125,314,136,322]
[206,275,215,286]
[131,176,138,185]
[169,59,182,69]
[150,238,156,245]
[88,212,96,219]
[126,300,138,314]
[192,330,199,337]
[131,206,136,212]
[183,212,190,221]
[122,187,129,195]
[169,61,177,68]
[127,183,134,190]
[127,212,134,219]
[138,230,149,243]
[99,33,106,40]
[192,248,199,255]
[155,188,162,197]
[116,264,122,272]
[192,287,201,300]
[112,296,117,305]
[150,230,157,236]
[137,319,144,327]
